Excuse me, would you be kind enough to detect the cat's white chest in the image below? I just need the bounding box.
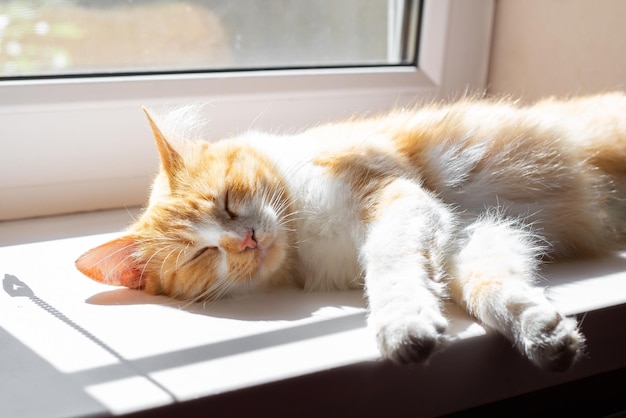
[249,134,366,290]
[292,166,364,290]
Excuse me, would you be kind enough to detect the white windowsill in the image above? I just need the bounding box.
[1,208,625,417]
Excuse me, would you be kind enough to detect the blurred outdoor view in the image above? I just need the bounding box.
[0,0,418,77]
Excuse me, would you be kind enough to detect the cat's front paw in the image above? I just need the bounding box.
[520,307,585,371]
[371,307,448,364]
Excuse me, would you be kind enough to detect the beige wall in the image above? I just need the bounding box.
[488,0,626,101]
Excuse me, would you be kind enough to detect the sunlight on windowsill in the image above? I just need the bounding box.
[1,208,625,417]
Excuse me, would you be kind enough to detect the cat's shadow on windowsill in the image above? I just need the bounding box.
[84,253,626,337]
[85,285,483,339]
[85,286,369,322]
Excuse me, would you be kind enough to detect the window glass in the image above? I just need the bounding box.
[0,0,419,78]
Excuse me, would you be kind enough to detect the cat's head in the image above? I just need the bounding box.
[76,108,297,302]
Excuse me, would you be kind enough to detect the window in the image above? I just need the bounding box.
[1,0,418,77]
[0,0,494,220]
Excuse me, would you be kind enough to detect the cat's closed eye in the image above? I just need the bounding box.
[189,246,217,263]
[224,190,239,220]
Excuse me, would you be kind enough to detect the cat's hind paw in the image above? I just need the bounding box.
[372,308,448,364]
[520,307,585,371]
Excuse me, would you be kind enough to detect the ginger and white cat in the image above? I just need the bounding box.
[76,93,626,371]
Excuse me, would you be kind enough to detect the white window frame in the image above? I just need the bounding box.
[0,0,494,220]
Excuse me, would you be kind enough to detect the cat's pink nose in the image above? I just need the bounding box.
[239,229,257,252]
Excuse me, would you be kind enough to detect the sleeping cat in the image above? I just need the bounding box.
[76,93,626,371]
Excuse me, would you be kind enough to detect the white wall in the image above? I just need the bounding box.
[488,0,626,101]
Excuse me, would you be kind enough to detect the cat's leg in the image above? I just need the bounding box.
[449,214,584,371]
[361,179,457,364]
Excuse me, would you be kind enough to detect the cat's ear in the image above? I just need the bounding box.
[75,236,144,289]
[142,106,184,186]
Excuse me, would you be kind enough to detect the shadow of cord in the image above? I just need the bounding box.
[2,273,178,403]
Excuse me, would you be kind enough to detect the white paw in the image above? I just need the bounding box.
[371,306,448,364]
[520,307,584,371]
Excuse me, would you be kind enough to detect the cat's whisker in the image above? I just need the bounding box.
[281,159,310,182]
[577,311,589,328]
[276,209,304,222]
[248,103,271,131]
[175,243,191,271]
[277,211,304,222]
[123,205,137,222]
[181,271,239,308]
[180,293,206,310]
[190,280,227,306]
[139,245,173,284]
[277,216,301,227]
[159,245,180,280]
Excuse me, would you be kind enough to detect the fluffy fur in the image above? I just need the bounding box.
[76,93,626,371]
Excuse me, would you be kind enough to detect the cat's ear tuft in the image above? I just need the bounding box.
[75,236,144,289]
[142,105,185,185]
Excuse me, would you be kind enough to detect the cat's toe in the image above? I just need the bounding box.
[372,309,448,364]
[520,308,585,371]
